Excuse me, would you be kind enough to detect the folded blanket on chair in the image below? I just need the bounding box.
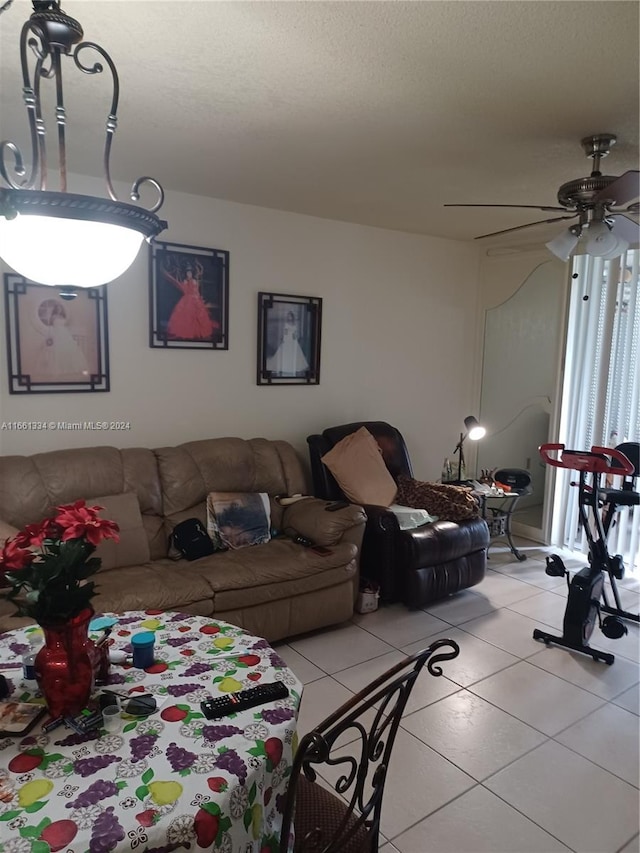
[395,474,480,522]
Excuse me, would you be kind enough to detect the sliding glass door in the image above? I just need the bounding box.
[553,250,639,572]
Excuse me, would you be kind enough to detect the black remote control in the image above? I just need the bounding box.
[200,680,289,719]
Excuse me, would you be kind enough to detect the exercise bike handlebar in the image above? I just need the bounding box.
[539,443,634,475]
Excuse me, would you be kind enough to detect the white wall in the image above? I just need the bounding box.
[0,180,481,481]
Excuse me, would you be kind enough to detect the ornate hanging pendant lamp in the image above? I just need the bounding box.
[0,0,167,288]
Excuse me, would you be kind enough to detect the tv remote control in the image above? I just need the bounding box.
[200,680,289,719]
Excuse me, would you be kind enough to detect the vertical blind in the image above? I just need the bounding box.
[554,249,639,571]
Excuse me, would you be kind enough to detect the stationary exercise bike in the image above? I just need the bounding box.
[533,443,635,665]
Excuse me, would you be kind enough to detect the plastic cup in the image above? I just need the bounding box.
[102,705,122,732]
[131,632,155,670]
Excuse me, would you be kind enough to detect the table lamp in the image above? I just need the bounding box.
[453,416,486,482]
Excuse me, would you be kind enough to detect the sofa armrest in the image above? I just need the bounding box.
[0,519,18,547]
[282,498,367,547]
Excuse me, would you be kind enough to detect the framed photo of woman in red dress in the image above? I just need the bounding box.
[149,241,229,349]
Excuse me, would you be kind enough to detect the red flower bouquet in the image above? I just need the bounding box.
[0,500,119,624]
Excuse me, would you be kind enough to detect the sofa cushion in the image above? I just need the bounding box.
[95,562,214,615]
[92,493,151,570]
[181,538,358,611]
[321,427,397,507]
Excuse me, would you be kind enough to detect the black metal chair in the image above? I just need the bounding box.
[278,638,460,853]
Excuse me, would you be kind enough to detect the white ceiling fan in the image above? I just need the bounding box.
[446,134,639,261]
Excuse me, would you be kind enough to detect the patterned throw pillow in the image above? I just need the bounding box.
[206,492,272,550]
[395,475,479,522]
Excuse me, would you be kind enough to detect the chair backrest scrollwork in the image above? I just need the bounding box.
[279,638,460,853]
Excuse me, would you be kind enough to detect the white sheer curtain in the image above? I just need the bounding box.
[553,249,640,572]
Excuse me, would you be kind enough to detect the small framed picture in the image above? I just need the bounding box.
[0,701,46,736]
[257,292,322,385]
[4,275,110,394]
[149,240,229,349]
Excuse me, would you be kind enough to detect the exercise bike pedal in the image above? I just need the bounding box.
[545,554,567,577]
[608,554,625,580]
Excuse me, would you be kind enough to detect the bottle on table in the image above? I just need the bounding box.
[22,634,42,682]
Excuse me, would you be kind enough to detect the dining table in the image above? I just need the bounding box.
[0,610,303,853]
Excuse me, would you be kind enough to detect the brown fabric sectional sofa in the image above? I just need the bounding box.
[0,437,366,641]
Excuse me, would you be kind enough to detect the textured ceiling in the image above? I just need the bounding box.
[0,0,638,246]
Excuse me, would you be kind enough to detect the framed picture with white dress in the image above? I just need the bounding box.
[257,292,322,385]
[4,274,109,394]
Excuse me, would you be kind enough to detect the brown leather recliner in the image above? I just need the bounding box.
[307,422,490,608]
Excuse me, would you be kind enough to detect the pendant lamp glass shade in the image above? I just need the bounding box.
[0,213,144,287]
[0,2,166,287]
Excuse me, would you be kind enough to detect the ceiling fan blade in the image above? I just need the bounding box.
[445,203,567,212]
[609,212,640,245]
[595,170,640,206]
[475,214,579,240]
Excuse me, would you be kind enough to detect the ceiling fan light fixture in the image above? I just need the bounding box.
[0,1,167,288]
[599,233,629,261]
[585,221,618,257]
[545,228,580,262]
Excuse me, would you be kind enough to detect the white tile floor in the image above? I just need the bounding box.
[276,539,640,853]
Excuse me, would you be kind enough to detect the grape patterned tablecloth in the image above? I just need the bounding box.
[0,611,303,853]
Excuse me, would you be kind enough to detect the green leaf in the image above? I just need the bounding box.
[39,752,63,770]
[243,808,252,831]
[141,768,154,785]
[116,781,127,791]
[32,841,51,853]
[135,784,149,801]
[0,810,22,822]
[219,816,232,834]
[24,801,47,814]
[201,801,221,817]
[176,704,190,712]
[19,826,42,838]
[35,818,52,834]
[178,769,192,777]
[248,744,266,758]
[123,722,137,733]
[249,781,257,803]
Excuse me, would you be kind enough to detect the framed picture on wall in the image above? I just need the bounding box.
[257,292,322,385]
[4,274,110,394]
[149,240,229,349]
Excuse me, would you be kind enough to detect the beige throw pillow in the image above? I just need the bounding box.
[321,427,398,506]
[91,493,151,570]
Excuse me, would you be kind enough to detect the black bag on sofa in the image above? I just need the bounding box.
[169,518,215,561]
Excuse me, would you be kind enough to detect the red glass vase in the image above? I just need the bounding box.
[35,608,97,718]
